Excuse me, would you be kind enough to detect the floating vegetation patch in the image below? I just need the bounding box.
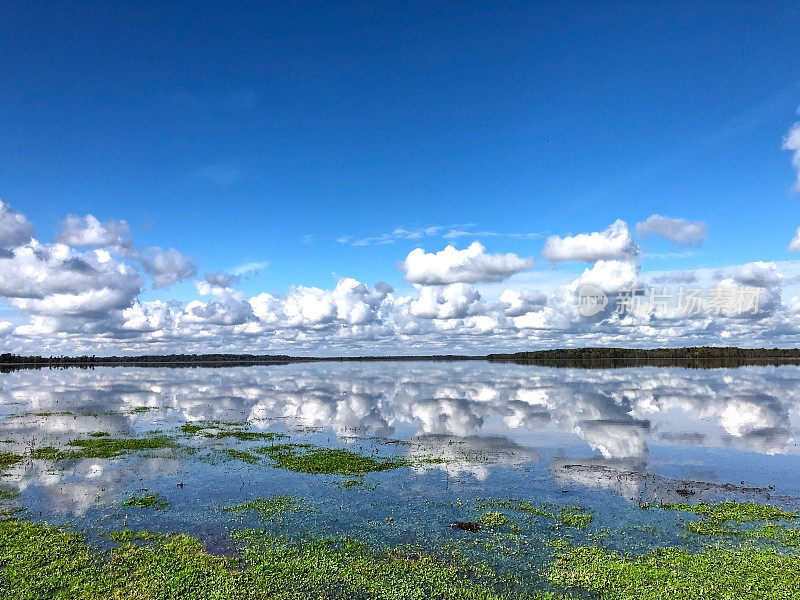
[180,421,288,443]
[478,511,508,528]
[257,443,408,476]
[656,500,800,548]
[122,493,170,510]
[0,452,22,470]
[224,495,304,522]
[476,499,593,530]
[31,436,179,460]
[219,449,261,464]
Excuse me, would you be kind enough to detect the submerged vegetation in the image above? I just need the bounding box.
[224,496,303,522]
[123,493,170,510]
[476,499,594,530]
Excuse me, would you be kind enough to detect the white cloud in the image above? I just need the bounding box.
[541,220,638,263]
[789,227,800,252]
[55,215,131,249]
[783,121,800,191]
[0,200,34,248]
[636,215,707,247]
[402,242,534,285]
[135,247,197,289]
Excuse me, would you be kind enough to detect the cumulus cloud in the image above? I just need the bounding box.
[55,215,131,249]
[0,200,34,248]
[402,242,534,285]
[789,227,800,252]
[135,247,197,289]
[541,220,638,263]
[636,215,707,247]
[783,121,800,191]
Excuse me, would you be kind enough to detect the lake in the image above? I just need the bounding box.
[1,361,799,596]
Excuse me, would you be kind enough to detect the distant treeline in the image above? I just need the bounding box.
[0,352,478,372]
[487,347,800,369]
[0,347,799,372]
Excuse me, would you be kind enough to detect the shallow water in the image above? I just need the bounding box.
[1,361,799,589]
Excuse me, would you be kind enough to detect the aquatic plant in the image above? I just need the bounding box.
[476,499,593,530]
[0,452,22,470]
[257,443,408,475]
[123,493,169,510]
[224,496,302,521]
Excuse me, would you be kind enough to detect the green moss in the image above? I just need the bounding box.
[550,544,800,600]
[258,444,408,475]
[123,493,169,510]
[224,496,302,521]
[478,511,507,528]
[0,452,22,470]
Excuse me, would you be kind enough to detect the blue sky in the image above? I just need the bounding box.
[1,2,800,354]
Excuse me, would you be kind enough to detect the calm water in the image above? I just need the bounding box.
[1,362,799,587]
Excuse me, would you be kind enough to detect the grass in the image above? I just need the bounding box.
[476,499,593,530]
[0,518,569,599]
[257,443,408,475]
[123,493,170,510]
[549,544,800,599]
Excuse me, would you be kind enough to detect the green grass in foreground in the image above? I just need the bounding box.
[0,519,568,599]
[257,443,409,475]
[549,544,800,600]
